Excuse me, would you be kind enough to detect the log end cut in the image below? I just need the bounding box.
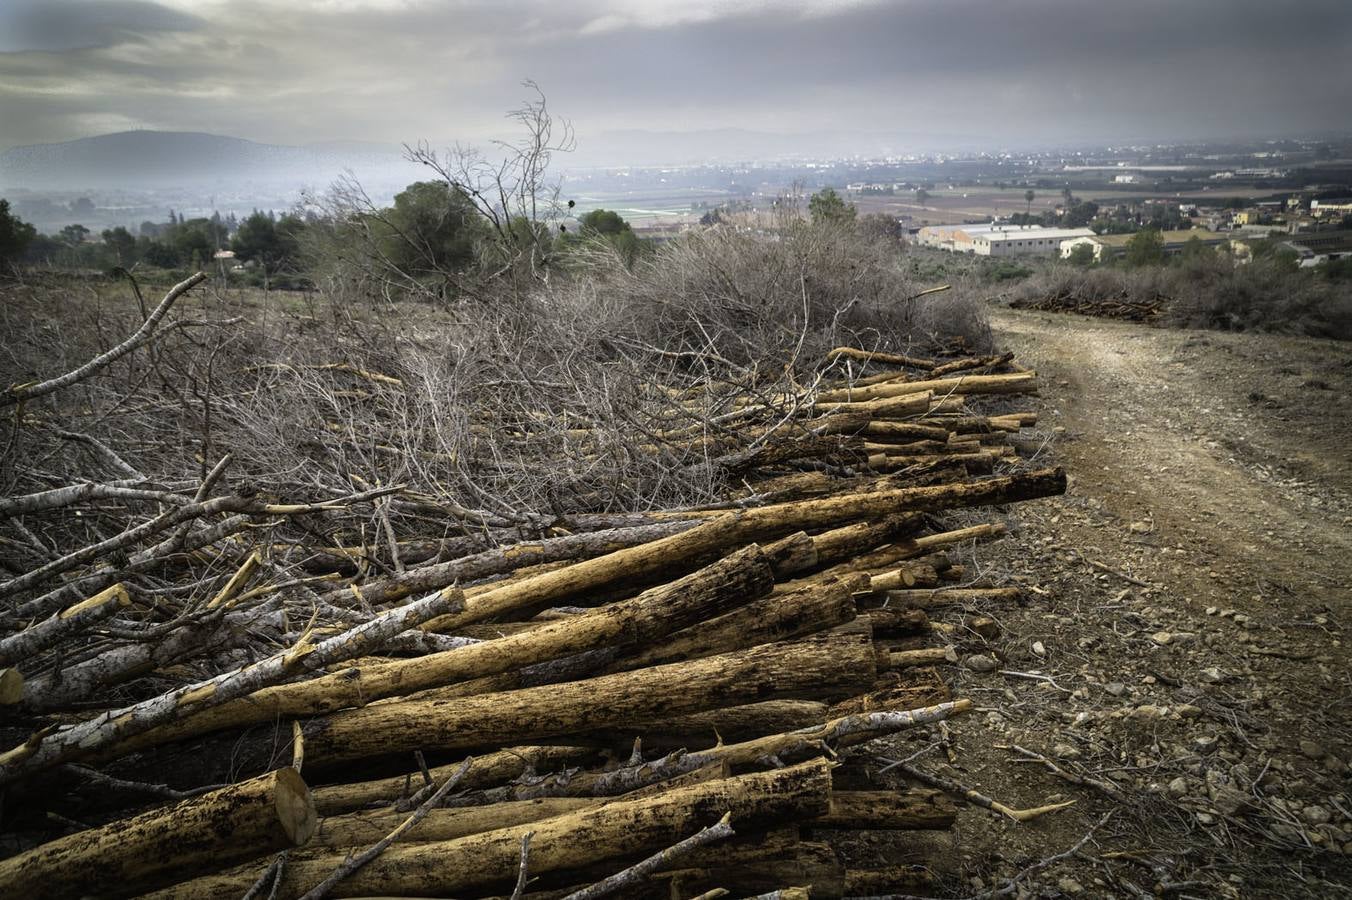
[275,765,319,847]
[0,668,23,705]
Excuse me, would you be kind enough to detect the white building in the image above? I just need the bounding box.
[915,223,1094,256]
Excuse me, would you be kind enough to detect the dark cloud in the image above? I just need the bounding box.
[0,0,203,53]
[0,0,1348,156]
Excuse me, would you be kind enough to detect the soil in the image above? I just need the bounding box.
[844,309,1352,897]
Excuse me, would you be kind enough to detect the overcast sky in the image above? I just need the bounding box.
[2,0,1350,158]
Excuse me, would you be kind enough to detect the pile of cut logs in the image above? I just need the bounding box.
[0,335,1063,898]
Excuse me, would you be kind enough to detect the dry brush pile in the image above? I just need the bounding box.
[0,253,1065,898]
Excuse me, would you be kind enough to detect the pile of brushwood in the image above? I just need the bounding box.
[0,273,1066,898]
[1008,287,1165,322]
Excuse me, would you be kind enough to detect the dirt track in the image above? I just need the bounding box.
[856,309,1352,897]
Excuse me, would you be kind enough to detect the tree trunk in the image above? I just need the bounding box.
[814,789,955,830]
[311,744,596,815]
[145,759,833,899]
[0,767,315,900]
[299,633,878,767]
[104,546,774,760]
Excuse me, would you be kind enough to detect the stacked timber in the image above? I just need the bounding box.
[0,342,1060,898]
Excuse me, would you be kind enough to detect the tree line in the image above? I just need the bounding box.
[0,184,667,290]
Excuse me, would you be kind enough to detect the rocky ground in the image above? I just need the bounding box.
[843,309,1352,898]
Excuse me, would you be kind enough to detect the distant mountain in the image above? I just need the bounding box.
[0,130,421,191]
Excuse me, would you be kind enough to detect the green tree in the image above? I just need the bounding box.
[914,188,930,206]
[1067,243,1097,267]
[377,181,484,276]
[102,226,137,266]
[59,224,90,246]
[808,188,856,225]
[0,199,37,274]
[574,208,645,267]
[1125,228,1166,267]
[1024,189,1035,217]
[1062,201,1099,228]
[578,209,631,237]
[232,211,306,286]
[168,219,222,271]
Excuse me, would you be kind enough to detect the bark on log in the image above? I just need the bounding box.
[311,745,596,815]
[602,577,857,674]
[144,759,833,899]
[2,589,467,781]
[813,789,955,830]
[863,608,931,637]
[298,633,878,767]
[823,347,935,370]
[579,701,830,750]
[883,587,1023,609]
[666,469,1065,528]
[317,521,699,608]
[312,797,599,848]
[104,546,774,760]
[814,372,1035,404]
[0,583,131,668]
[0,767,315,900]
[842,866,933,895]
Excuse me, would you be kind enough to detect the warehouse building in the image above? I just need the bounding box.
[916,223,1094,257]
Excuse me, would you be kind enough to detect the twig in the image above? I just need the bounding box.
[297,758,473,900]
[998,744,1129,802]
[998,670,1073,694]
[241,851,289,900]
[2,272,208,409]
[561,813,735,900]
[509,831,534,900]
[890,761,1076,823]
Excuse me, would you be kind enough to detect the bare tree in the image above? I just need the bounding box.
[405,80,576,285]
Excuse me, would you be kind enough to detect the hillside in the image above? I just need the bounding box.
[0,131,419,191]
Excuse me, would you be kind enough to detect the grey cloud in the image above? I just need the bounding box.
[0,0,204,53]
[0,0,1348,155]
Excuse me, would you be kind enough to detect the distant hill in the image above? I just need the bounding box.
[0,130,421,191]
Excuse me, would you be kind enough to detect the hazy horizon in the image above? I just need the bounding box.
[2,0,1350,163]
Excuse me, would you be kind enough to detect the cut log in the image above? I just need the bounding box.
[312,797,599,848]
[0,582,131,668]
[105,545,774,760]
[843,866,933,895]
[887,647,957,669]
[0,668,23,705]
[0,767,315,900]
[814,789,955,830]
[823,347,935,370]
[318,520,701,608]
[310,745,596,815]
[144,759,833,899]
[3,588,468,780]
[815,372,1036,404]
[602,577,858,674]
[863,608,930,637]
[298,633,878,767]
[883,587,1023,609]
[580,700,830,750]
